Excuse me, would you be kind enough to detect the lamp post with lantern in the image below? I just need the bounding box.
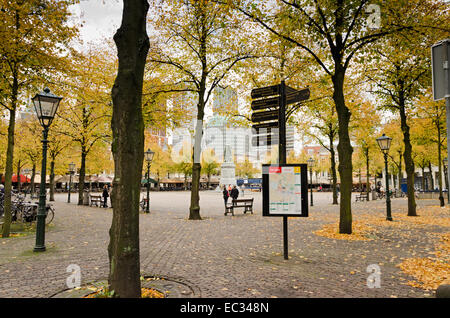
[444,157,449,204]
[307,157,315,207]
[31,88,62,252]
[376,134,393,221]
[144,148,155,213]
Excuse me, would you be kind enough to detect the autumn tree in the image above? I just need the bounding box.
[15,118,41,196]
[57,48,113,205]
[350,98,381,200]
[231,0,431,233]
[366,1,448,216]
[149,0,256,220]
[415,90,447,206]
[296,76,339,204]
[0,0,78,237]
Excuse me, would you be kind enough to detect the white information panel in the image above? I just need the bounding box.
[268,166,303,215]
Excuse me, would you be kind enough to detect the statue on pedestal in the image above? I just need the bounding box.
[220,145,236,186]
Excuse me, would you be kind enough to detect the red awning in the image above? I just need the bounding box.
[1,174,31,183]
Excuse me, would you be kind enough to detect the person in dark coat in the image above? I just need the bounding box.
[102,185,109,208]
[223,185,229,207]
[230,185,239,200]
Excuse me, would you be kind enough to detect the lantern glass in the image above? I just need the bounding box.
[376,134,392,152]
[307,157,315,167]
[444,158,448,167]
[69,162,75,173]
[145,148,155,163]
[32,88,62,128]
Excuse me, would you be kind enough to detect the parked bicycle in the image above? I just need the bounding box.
[139,198,148,212]
[0,192,54,225]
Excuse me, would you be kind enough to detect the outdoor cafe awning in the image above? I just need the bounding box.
[1,174,31,183]
[141,177,158,184]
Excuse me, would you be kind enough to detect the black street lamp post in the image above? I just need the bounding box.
[32,88,62,252]
[444,157,449,204]
[377,134,393,221]
[68,162,75,203]
[144,148,155,213]
[307,157,315,207]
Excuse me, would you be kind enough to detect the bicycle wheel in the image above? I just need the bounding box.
[45,207,55,224]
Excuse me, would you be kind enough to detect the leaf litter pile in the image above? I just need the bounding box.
[313,205,449,290]
[83,287,164,298]
[397,233,450,290]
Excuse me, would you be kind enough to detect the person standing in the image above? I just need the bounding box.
[223,185,229,207]
[231,185,239,200]
[102,184,109,208]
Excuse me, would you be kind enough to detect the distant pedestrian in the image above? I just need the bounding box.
[231,185,239,200]
[102,185,109,208]
[223,186,229,207]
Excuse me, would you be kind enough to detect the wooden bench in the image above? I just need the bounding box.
[355,192,368,202]
[225,198,254,216]
[90,194,102,207]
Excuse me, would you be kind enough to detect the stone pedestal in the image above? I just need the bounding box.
[220,161,236,186]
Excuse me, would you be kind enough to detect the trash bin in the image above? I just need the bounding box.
[83,190,90,206]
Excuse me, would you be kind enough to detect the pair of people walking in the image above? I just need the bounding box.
[223,185,239,207]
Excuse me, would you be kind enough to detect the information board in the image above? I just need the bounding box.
[262,164,308,217]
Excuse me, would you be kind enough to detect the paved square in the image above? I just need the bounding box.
[0,191,447,298]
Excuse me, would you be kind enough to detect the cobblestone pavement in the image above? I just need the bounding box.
[0,190,448,298]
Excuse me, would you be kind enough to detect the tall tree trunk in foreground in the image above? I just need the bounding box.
[108,0,150,298]
[2,108,16,238]
[399,95,417,216]
[365,147,370,201]
[329,132,338,205]
[332,68,353,234]
[78,150,86,205]
[49,160,55,201]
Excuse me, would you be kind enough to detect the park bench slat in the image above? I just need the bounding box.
[225,198,254,216]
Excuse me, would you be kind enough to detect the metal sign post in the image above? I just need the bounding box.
[251,82,310,259]
[432,39,450,204]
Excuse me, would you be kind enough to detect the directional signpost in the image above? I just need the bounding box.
[251,81,310,260]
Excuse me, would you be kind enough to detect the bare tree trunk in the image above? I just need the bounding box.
[190,115,203,220]
[49,160,55,201]
[78,151,86,205]
[16,159,21,193]
[332,68,353,234]
[329,134,338,205]
[2,108,16,238]
[108,0,149,298]
[421,165,426,191]
[365,147,370,201]
[399,100,417,216]
[31,164,36,197]
[428,161,434,191]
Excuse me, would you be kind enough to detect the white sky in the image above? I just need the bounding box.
[70,0,123,45]
[68,1,304,151]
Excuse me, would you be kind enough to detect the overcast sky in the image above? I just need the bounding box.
[70,0,123,44]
